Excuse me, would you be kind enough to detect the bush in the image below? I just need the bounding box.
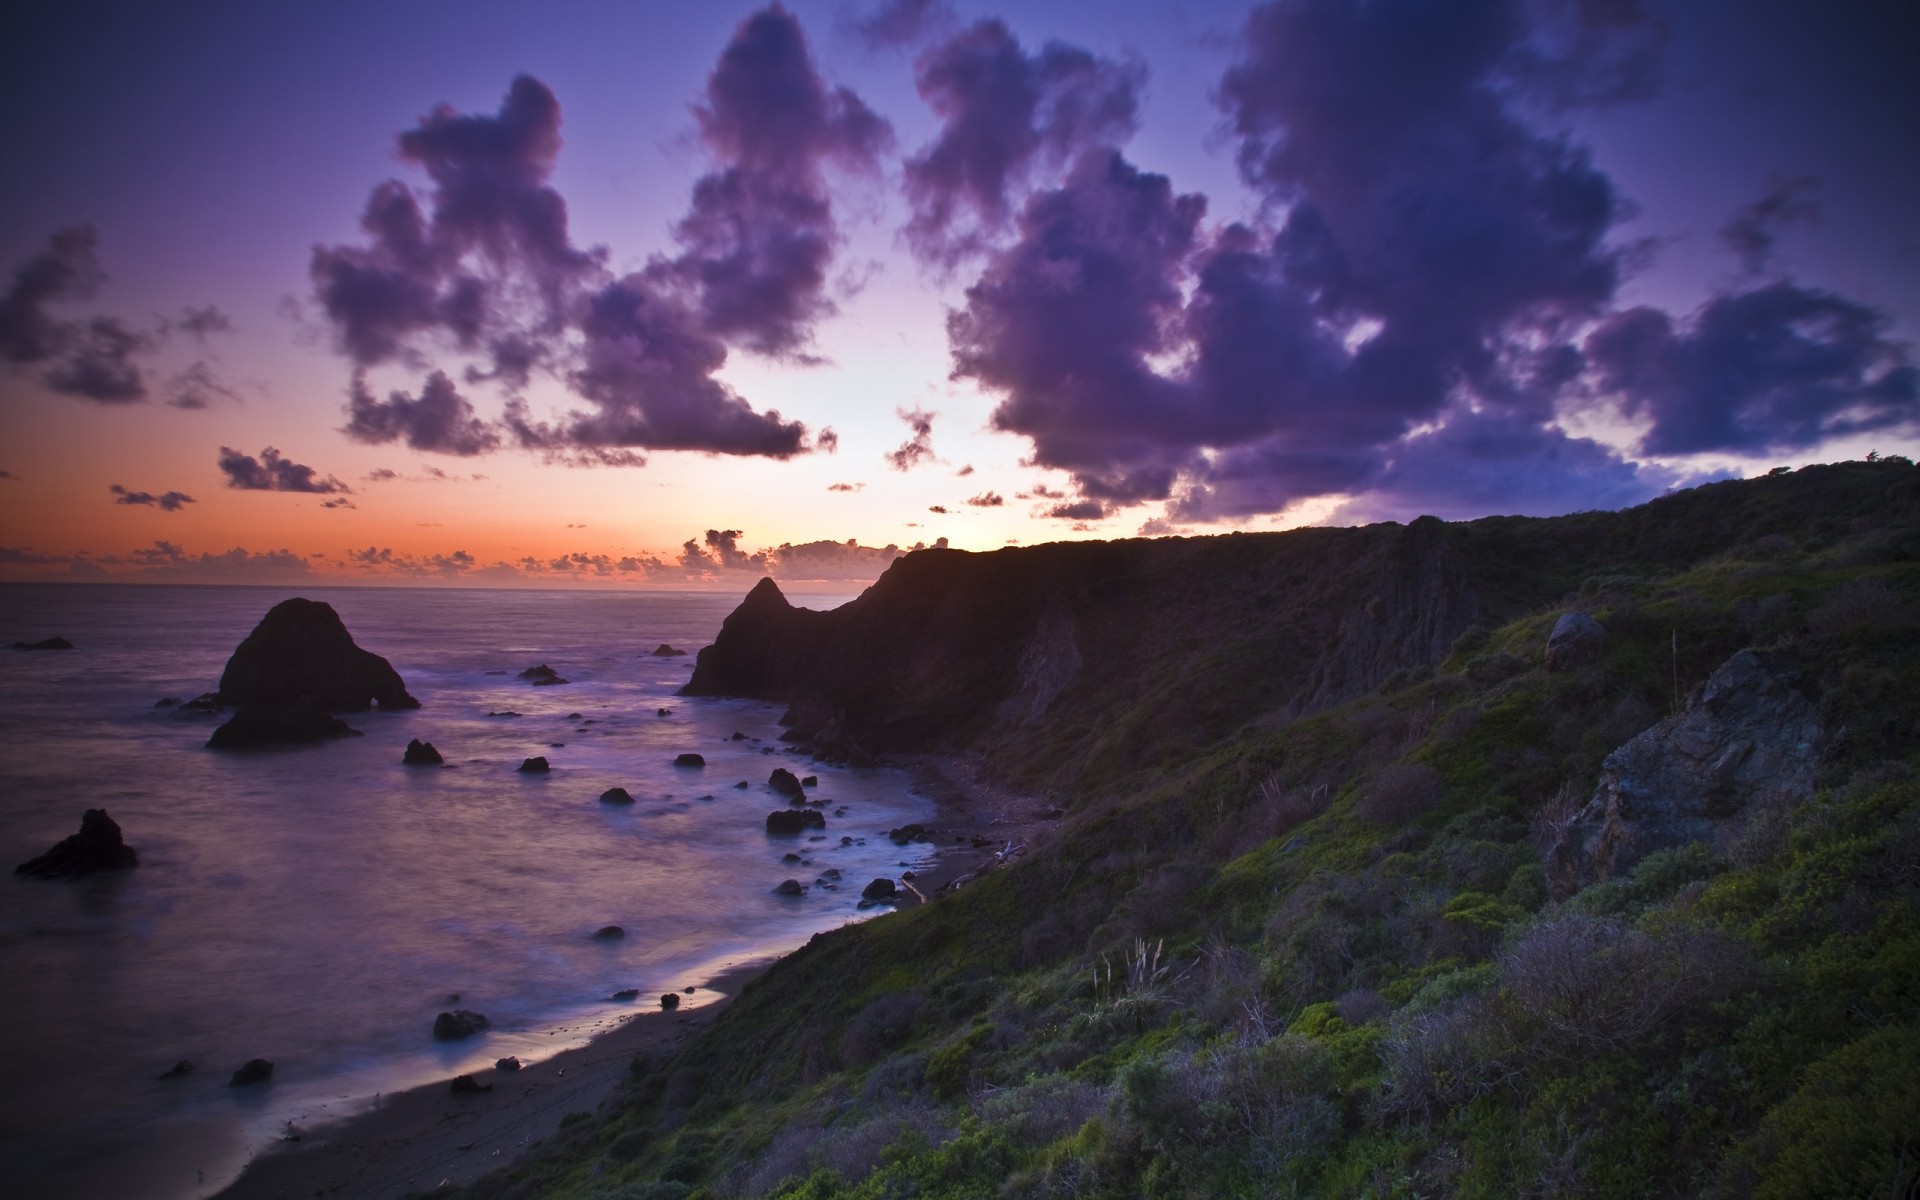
[1357,763,1441,826]
[840,991,924,1066]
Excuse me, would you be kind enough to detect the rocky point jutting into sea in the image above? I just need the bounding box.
[421,458,1918,1200]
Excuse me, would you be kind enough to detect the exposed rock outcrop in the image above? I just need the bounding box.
[10,636,74,650]
[403,738,444,765]
[228,1058,274,1086]
[676,753,707,767]
[217,599,418,711]
[768,767,804,798]
[519,664,569,686]
[433,1010,491,1040]
[600,787,635,804]
[766,809,826,835]
[518,756,550,773]
[1545,612,1606,671]
[208,699,358,749]
[15,809,138,878]
[651,644,687,657]
[1549,649,1823,893]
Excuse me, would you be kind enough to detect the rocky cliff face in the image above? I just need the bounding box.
[685,520,1482,786]
[1548,649,1824,892]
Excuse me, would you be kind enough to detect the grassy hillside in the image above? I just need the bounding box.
[453,458,1920,1200]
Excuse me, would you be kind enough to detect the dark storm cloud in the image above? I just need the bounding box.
[1720,176,1821,276]
[1586,282,1918,456]
[512,275,809,458]
[109,484,195,511]
[0,225,103,364]
[950,0,1903,525]
[216,446,352,494]
[345,370,501,456]
[43,316,150,402]
[885,406,939,470]
[843,0,955,48]
[904,20,1142,264]
[667,6,891,358]
[310,75,599,378]
[949,150,1203,501]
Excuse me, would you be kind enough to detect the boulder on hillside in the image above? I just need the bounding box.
[433,1010,491,1040]
[768,767,805,799]
[15,809,139,878]
[216,599,418,712]
[1545,611,1605,671]
[766,809,827,835]
[208,698,358,749]
[403,738,444,765]
[1548,649,1823,894]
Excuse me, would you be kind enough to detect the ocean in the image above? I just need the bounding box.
[0,582,935,1200]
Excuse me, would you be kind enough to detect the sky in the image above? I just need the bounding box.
[1,0,1916,591]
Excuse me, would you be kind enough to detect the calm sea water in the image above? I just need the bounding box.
[0,583,935,1200]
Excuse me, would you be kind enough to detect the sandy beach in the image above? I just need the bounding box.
[210,755,1052,1200]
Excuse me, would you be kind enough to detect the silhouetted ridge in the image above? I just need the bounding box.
[216,598,420,712]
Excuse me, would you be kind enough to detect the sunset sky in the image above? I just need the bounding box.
[2,0,1915,590]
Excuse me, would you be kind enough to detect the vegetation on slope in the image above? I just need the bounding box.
[453,458,1920,1200]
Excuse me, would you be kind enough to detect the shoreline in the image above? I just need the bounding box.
[211,959,770,1200]
[207,753,1049,1200]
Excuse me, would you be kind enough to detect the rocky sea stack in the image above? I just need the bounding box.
[15,809,138,878]
[207,599,419,749]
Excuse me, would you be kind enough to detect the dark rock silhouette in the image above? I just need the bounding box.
[768,767,805,799]
[1549,649,1823,894]
[610,988,640,1001]
[675,753,707,767]
[10,636,74,650]
[772,878,804,895]
[766,809,827,835]
[861,878,898,901]
[15,809,139,878]
[518,664,568,686]
[450,1074,492,1093]
[600,787,635,804]
[593,925,625,939]
[158,1060,194,1080]
[403,738,444,765]
[518,756,550,773]
[651,644,688,657]
[433,1010,490,1040]
[1545,611,1606,671]
[228,1058,274,1086]
[660,992,681,1010]
[217,599,418,711]
[801,775,818,787]
[207,698,359,749]
[496,1056,523,1071]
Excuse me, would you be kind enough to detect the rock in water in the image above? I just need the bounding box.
[15,809,139,878]
[207,698,359,749]
[228,1058,274,1086]
[861,878,899,901]
[768,767,805,799]
[9,636,74,650]
[433,1010,491,1040]
[650,644,687,657]
[765,809,826,835]
[450,1074,492,1093]
[518,756,550,773]
[518,664,569,686]
[660,993,681,1010]
[1545,611,1605,671]
[772,879,804,896]
[403,738,444,765]
[599,787,635,804]
[675,752,706,767]
[216,598,419,711]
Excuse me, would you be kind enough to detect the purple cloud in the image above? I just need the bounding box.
[885,407,939,470]
[109,484,195,511]
[0,225,104,365]
[217,446,352,494]
[905,21,1142,265]
[1586,282,1918,456]
[679,527,767,573]
[42,316,150,402]
[345,370,501,455]
[1720,176,1821,276]
[168,360,242,409]
[966,490,1003,506]
[843,0,954,48]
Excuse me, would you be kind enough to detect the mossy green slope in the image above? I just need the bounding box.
[455,458,1920,1200]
